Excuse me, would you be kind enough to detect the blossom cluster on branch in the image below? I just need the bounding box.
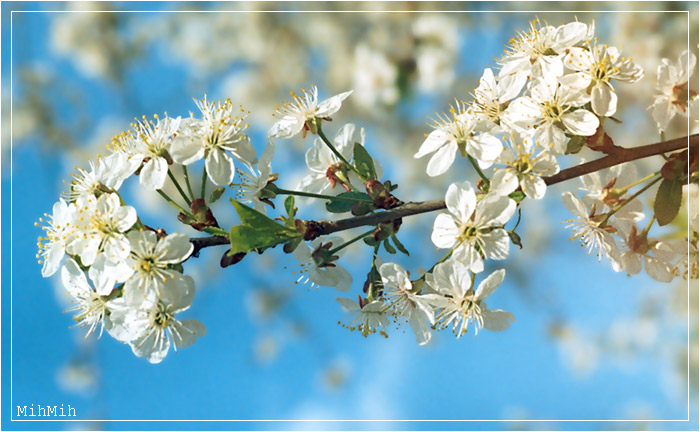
[38,18,698,363]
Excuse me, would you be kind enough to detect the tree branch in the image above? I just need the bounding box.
[189,134,696,250]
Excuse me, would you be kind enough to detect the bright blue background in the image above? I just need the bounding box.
[1,2,698,430]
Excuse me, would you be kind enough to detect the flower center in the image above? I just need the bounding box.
[153,302,174,328]
[672,83,696,112]
[513,156,533,174]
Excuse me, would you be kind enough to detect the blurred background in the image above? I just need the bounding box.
[1,1,698,430]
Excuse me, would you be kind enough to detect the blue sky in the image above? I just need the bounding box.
[1,2,698,430]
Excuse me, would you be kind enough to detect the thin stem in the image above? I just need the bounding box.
[200,164,208,199]
[468,155,490,185]
[328,228,375,255]
[168,170,192,206]
[274,186,372,203]
[612,172,657,195]
[602,175,662,225]
[642,215,656,235]
[182,165,195,200]
[316,121,364,179]
[157,189,193,218]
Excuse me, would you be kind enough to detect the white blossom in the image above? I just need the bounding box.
[506,74,599,154]
[123,231,194,303]
[232,140,275,214]
[61,257,123,337]
[336,297,390,338]
[620,239,677,282]
[114,115,181,191]
[562,191,622,266]
[472,67,527,132]
[298,123,361,195]
[499,19,590,80]
[491,135,560,200]
[69,193,137,267]
[268,86,352,139]
[426,260,514,337]
[378,262,435,345]
[171,96,257,186]
[651,50,698,132]
[113,275,206,364]
[67,151,138,200]
[579,163,645,239]
[293,237,352,292]
[432,182,516,273]
[564,44,643,117]
[37,198,77,277]
[414,102,502,177]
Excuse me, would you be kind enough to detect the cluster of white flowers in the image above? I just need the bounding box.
[327,19,695,345]
[40,17,697,356]
[564,164,698,282]
[38,95,276,363]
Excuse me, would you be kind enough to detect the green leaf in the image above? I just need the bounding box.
[229,225,292,255]
[353,143,377,180]
[283,236,303,254]
[391,234,410,256]
[284,195,297,218]
[202,226,229,237]
[209,187,225,204]
[325,192,372,213]
[654,179,683,226]
[383,239,396,254]
[229,199,289,233]
[565,135,586,155]
[363,236,380,247]
[508,190,526,203]
[508,231,523,249]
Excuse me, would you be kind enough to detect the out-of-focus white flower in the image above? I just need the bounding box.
[69,193,137,267]
[336,297,390,338]
[123,231,194,303]
[37,199,77,277]
[620,235,677,282]
[579,163,645,239]
[112,275,205,364]
[432,182,516,273]
[499,19,590,80]
[378,262,435,345]
[651,50,698,132]
[672,236,699,280]
[352,45,399,109]
[507,74,599,154]
[268,86,352,139]
[426,260,514,337]
[232,140,275,214]
[490,135,560,200]
[562,191,622,266]
[171,96,257,186]
[113,115,181,190]
[414,102,502,177]
[684,183,699,233]
[293,237,353,292]
[412,15,458,92]
[564,44,644,117]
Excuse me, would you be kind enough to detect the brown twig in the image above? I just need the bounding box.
[189,134,696,249]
